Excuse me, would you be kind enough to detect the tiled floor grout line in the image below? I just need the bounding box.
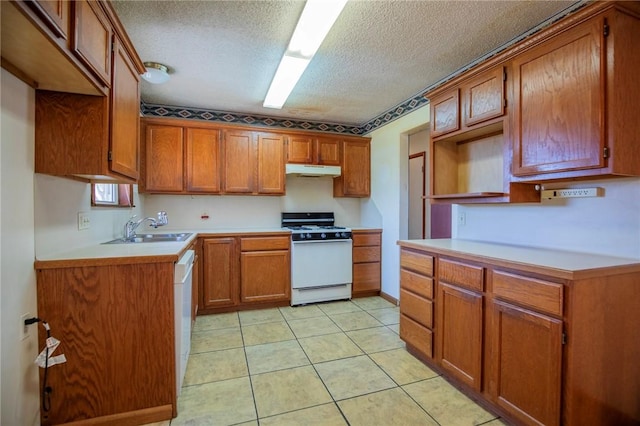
[237,311,261,425]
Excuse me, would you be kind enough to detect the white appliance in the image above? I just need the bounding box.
[174,249,194,395]
[282,212,353,306]
[285,163,341,177]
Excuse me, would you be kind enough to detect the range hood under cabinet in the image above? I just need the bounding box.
[285,163,341,177]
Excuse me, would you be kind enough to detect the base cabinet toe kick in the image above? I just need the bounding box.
[398,241,640,426]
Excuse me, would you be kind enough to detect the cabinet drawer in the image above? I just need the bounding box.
[492,270,563,317]
[240,236,290,251]
[401,289,433,328]
[353,262,380,292]
[400,269,433,299]
[353,232,381,246]
[353,246,381,263]
[400,314,433,358]
[439,258,484,292]
[400,248,434,277]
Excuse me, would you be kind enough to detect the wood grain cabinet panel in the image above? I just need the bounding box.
[286,135,340,165]
[257,132,286,195]
[222,130,256,193]
[334,139,370,197]
[240,250,290,303]
[439,258,484,292]
[492,270,563,317]
[110,35,140,180]
[144,125,184,192]
[202,238,239,309]
[400,248,434,277]
[400,314,433,358]
[26,0,69,39]
[400,288,433,328]
[186,127,221,193]
[36,262,175,425]
[438,282,483,391]
[316,137,340,165]
[72,0,112,86]
[462,66,505,127]
[489,300,562,426]
[400,269,433,300]
[430,89,460,137]
[351,230,381,297]
[512,17,603,176]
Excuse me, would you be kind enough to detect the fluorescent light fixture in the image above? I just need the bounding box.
[263,0,347,109]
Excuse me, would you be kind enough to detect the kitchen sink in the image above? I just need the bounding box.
[103,233,193,244]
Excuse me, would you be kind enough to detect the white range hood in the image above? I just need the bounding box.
[285,164,341,177]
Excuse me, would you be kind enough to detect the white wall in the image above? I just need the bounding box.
[456,178,640,258]
[141,175,361,230]
[1,69,39,426]
[364,107,430,300]
[34,177,143,257]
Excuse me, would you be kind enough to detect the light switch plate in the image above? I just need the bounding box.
[78,212,90,230]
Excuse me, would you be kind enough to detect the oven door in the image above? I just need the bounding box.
[291,239,353,289]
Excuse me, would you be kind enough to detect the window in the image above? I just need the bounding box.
[91,183,134,207]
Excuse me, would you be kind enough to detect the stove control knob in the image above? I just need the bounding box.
[335,232,340,238]
[321,233,326,239]
[306,233,312,239]
[341,232,348,238]
[299,233,306,239]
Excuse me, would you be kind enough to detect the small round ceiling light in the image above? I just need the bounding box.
[142,62,170,84]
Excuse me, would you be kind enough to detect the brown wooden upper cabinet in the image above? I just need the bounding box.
[286,135,340,165]
[430,89,460,138]
[462,66,505,128]
[511,9,640,181]
[72,0,112,87]
[186,128,222,193]
[334,139,371,197]
[257,133,286,194]
[25,0,69,40]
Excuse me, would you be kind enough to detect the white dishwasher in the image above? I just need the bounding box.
[174,249,194,395]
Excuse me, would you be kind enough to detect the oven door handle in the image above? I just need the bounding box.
[292,239,352,244]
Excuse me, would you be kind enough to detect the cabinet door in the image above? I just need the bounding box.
[202,238,239,308]
[334,140,370,197]
[512,17,604,176]
[109,36,140,180]
[72,0,112,86]
[286,135,314,164]
[186,128,221,193]
[462,66,505,127]
[144,125,184,192]
[222,130,255,193]
[438,282,483,391]
[489,300,562,426]
[26,0,69,39]
[353,263,380,294]
[257,133,285,194]
[316,137,340,165]
[430,89,460,137]
[240,250,290,303]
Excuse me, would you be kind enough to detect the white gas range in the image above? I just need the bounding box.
[282,212,353,306]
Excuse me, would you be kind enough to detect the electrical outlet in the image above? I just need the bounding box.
[78,212,90,230]
[457,212,466,226]
[21,313,30,341]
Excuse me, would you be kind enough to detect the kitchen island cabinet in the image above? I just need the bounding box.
[397,239,640,426]
[34,256,183,425]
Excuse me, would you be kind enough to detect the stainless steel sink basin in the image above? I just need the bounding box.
[103,233,192,244]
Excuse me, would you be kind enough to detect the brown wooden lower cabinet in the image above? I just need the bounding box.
[437,281,483,392]
[397,240,640,426]
[489,300,562,426]
[352,229,381,297]
[35,261,176,425]
[199,233,290,313]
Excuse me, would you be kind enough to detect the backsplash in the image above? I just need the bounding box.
[141,176,362,230]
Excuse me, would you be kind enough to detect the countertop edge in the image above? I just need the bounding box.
[397,239,640,280]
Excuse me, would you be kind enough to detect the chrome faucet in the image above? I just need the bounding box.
[123,211,168,240]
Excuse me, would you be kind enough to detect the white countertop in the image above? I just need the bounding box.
[35,228,289,264]
[398,239,640,277]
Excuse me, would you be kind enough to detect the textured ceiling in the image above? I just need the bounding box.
[113,0,580,127]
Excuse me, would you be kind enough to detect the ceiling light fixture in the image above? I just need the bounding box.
[263,0,347,109]
[142,62,170,84]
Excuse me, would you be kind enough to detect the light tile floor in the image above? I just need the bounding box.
[146,296,508,426]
